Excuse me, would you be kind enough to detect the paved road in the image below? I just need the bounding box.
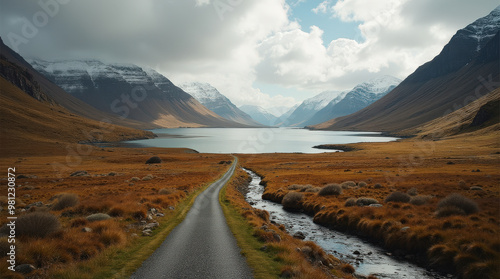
[130,158,253,279]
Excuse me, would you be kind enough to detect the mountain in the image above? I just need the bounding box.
[283,91,346,127]
[306,76,400,126]
[178,82,259,126]
[29,59,244,128]
[0,37,153,130]
[407,88,500,139]
[277,104,299,126]
[314,6,500,132]
[239,105,279,126]
[0,48,154,156]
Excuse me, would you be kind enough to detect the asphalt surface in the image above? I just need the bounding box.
[130,158,254,279]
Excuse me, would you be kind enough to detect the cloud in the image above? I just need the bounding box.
[0,0,498,108]
[312,1,331,14]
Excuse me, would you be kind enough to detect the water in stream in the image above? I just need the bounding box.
[243,168,450,279]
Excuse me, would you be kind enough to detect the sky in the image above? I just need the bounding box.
[0,0,499,110]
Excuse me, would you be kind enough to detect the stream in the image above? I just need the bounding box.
[243,168,450,279]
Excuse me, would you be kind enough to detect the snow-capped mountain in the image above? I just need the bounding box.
[179,82,259,126]
[463,5,500,53]
[28,59,243,128]
[283,91,347,127]
[314,6,499,131]
[239,105,280,126]
[305,75,401,126]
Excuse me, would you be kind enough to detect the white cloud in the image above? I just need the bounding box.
[0,0,498,108]
[312,1,331,14]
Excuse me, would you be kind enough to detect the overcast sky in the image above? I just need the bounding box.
[1,0,498,109]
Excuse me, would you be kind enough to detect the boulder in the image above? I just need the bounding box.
[86,213,111,222]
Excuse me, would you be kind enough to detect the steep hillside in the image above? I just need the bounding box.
[0,72,154,156]
[314,7,500,132]
[0,37,153,130]
[29,59,245,128]
[179,82,259,126]
[406,88,500,138]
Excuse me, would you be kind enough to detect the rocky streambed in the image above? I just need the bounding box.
[243,168,451,279]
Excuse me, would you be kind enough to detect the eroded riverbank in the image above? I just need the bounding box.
[243,168,450,279]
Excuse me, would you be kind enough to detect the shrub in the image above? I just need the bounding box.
[436,206,466,218]
[341,263,355,273]
[108,207,125,217]
[356,197,379,206]
[145,156,162,164]
[158,188,174,195]
[341,181,356,189]
[304,187,321,193]
[51,193,79,211]
[374,183,383,189]
[437,193,479,215]
[358,181,367,187]
[318,184,342,196]
[2,212,61,238]
[407,187,418,196]
[410,195,432,206]
[385,192,411,203]
[345,198,357,207]
[287,184,311,191]
[282,192,304,211]
[132,209,147,220]
[70,217,89,228]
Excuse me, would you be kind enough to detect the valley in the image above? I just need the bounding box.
[1,3,499,279]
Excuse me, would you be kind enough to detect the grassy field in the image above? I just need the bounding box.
[238,132,500,279]
[0,146,232,278]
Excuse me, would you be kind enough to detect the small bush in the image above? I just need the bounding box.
[358,181,367,187]
[356,197,379,206]
[374,183,383,189]
[2,212,61,238]
[108,207,125,217]
[437,193,479,215]
[436,206,466,218]
[51,193,79,211]
[318,184,342,196]
[282,192,304,211]
[145,156,162,164]
[385,192,411,203]
[304,187,321,193]
[345,198,357,207]
[288,184,305,191]
[70,217,89,228]
[341,181,356,189]
[341,263,355,274]
[158,188,174,195]
[410,195,432,206]
[132,209,147,220]
[407,188,418,196]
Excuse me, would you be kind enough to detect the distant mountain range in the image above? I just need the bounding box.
[239,105,280,126]
[179,82,259,126]
[314,6,500,132]
[282,76,400,127]
[28,59,245,128]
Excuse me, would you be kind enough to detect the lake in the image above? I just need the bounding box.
[120,128,398,153]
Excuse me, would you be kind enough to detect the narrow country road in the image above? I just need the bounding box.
[130,158,253,279]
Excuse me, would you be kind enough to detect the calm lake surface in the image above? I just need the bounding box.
[122,128,398,153]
